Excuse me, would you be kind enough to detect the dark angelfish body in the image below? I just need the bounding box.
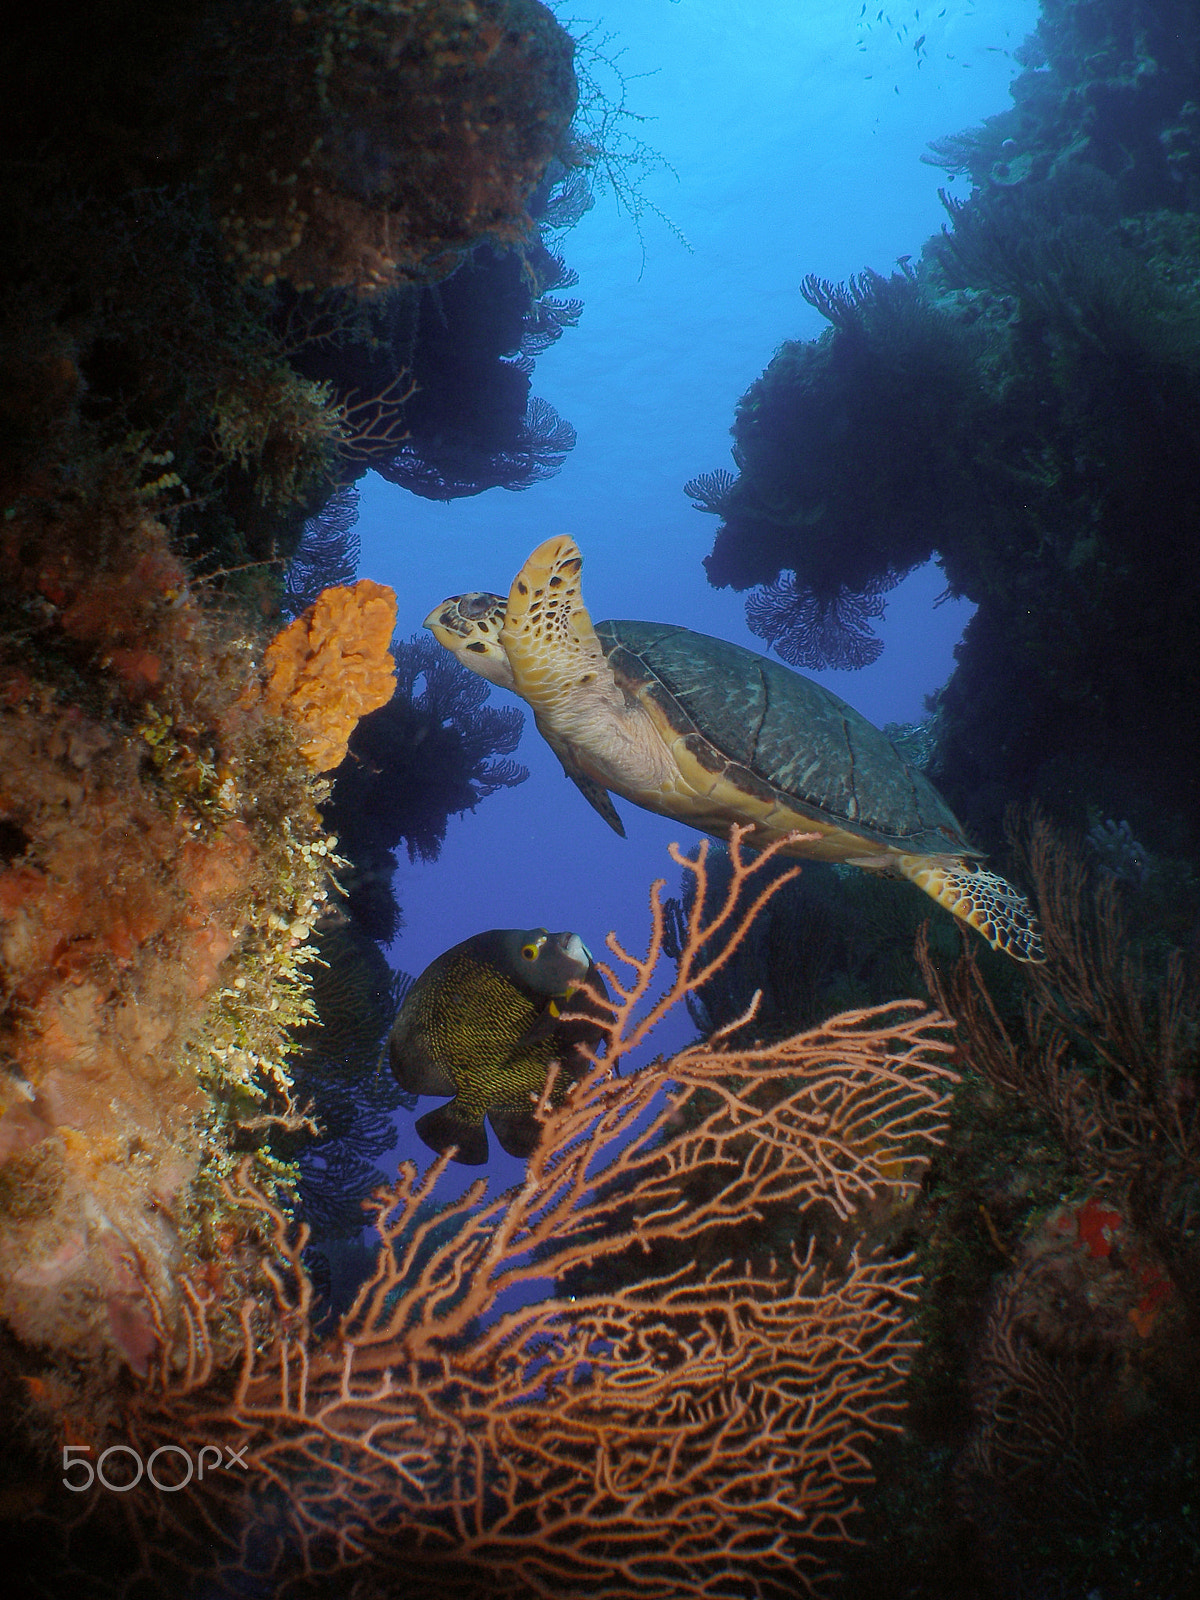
[384,927,609,1164]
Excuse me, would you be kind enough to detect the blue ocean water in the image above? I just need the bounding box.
[357,0,1039,1184]
[8,4,1200,1592]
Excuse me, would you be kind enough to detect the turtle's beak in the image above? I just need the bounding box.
[424,601,460,638]
[425,600,517,691]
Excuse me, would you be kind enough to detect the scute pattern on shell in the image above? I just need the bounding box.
[597,619,973,855]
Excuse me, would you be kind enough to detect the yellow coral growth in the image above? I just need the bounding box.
[259,580,397,771]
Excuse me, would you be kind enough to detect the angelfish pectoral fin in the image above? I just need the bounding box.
[566,769,626,836]
[415,1102,489,1165]
[513,993,574,1051]
[898,856,1046,964]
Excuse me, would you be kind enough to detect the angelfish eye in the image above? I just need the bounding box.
[520,932,547,961]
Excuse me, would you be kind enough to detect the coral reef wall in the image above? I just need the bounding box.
[2,1,582,586]
[8,0,577,294]
[0,0,577,1535]
[677,9,1200,1592]
[691,0,1200,856]
[0,469,395,1393]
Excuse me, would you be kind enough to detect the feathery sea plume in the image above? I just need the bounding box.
[320,635,527,941]
[283,486,362,619]
[683,467,737,515]
[378,391,577,499]
[745,569,901,671]
[919,807,1200,1327]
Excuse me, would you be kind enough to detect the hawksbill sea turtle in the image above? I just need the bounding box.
[425,535,1044,963]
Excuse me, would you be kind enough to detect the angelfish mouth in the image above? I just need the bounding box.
[554,931,592,972]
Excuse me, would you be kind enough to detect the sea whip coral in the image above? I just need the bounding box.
[257,580,398,772]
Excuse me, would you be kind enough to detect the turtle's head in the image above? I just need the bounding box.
[424,591,515,690]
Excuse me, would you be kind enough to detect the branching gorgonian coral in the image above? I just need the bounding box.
[745,568,902,671]
[47,829,958,1599]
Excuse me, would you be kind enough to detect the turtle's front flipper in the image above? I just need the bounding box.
[566,768,626,836]
[899,856,1045,963]
[502,536,623,718]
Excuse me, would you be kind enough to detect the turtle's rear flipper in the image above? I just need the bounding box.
[566,769,626,836]
[416,1103,489,1165]
[899,856,1046,963]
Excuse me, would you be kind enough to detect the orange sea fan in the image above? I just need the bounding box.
[89,829,959,1599]
[257,580,398,772]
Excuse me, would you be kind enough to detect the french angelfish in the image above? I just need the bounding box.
[384,927,609,1165]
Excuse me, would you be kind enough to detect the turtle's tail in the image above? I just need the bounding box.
[898,855,1046,963]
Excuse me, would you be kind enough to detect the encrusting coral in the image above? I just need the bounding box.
[0,452,397,1430]
[254,579,398,772]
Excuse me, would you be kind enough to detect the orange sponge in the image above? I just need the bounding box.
[259,580,397,771]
